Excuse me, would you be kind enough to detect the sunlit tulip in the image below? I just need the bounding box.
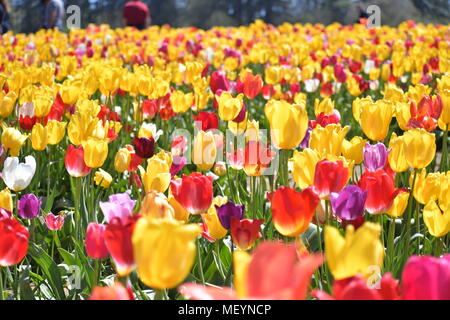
[85,223,108,260]
[402,129,436,169]
[168,194,190,223]
[359,100,393,141]
[132,218,202,289]
[359,169,400,215]
[179,241,323,300]
[94,169,113,188]
[342,137,367,165]
[386,190,410,218]
[0,91,18,118]
[264,100,308,150]
[65,145,91,178]
[423,201,450,238]
[265,66,283,85]
[313,160,349,199]
[202,197,228,241]
[83,137,108,168]
[31,123,48,151]
[100,193,136,224]
[0,217,29,267]
[1,127,28,157]
[387,133,408,173]
[104,216,139,276]
[170,91,194,113]
[2,156,36,191]
[325,222,384,280]
[363,143,388,172]
[193,112,219,131]
[0,188,13,212]
[412,169,442,205]
[216,92,244,121]
[210,70,230,94]
[170,173,213,215]
[139,191,174,220]
[18,194,40,220]
[230,218,264,251]
[269,186,319,237]
[32,93,53,118]
[192,130,217,172]
[141,151,172,193]
[407,95,443,132]
[46,120,67,145]
[243,141,275,177]
[114,147,131,173]
[309,124,349,158]
[242,72,262,99]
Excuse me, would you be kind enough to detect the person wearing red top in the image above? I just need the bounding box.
[122,0,151,30]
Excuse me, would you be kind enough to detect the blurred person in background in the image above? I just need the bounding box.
[41,0,65,30]
[0,0,11,34]
[123,0,151,30]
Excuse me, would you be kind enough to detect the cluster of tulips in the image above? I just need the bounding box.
[0,19,449,300]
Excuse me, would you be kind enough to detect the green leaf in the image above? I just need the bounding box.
[28,243,66,300]
[18,267,35,300]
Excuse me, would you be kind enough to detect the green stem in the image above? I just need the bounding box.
[403,170,417,265]
[434,237,443,257]
[0,268,4,300]
[440,125,448,172]
[416,202,421,254]
[197,239,205,285]
[387,217,396,271]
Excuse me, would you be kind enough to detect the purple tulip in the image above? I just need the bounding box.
[330,185,367,221]
[99,193,136,223]
[170,156,187,177]
[133,136,155,159]
[18,194,41,219]
[299,127,312,149]
[216,202,245,230]
[363,143,388,172]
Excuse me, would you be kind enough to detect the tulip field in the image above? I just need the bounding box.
[0,20,449,301]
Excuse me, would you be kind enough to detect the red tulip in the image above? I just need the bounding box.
[261,84,275,100]
[230,218,264,251]
[65,145,92,178]
[312,273,400,300]
[19,115,37,131]
[269,186,320,237]
[334,63,347,83]
[242,73,263,99]
[210,70,230,94]
[45,213,66,231]
[0,217,29,267]
[133,136,155,159]
[104,216,139,276]
[44,93,66,123]
[358,169,401,214]
[193,112,219,131]
[89,282,134,300]
[313,160,349,199]
[407,95,443,132]
[310,111,341,129]
[85,223,108,260]
[179,241,323,300]
[141,99,159,120]
[170,173,213,215]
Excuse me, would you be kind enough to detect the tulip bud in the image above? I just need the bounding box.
[114,147,131,173]
[31,123,48,151]
[94,169,113,188]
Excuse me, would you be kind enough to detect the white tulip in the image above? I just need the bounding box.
[2,156,36,192]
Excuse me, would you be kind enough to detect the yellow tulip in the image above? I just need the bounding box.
[411,169,442,205]
[383,84,405,104]
[403,129,436,169]
[216,92,244,121]
[325,222,384,280]
[192,131,217,172]
[264,65,283,85]
[168,195,190,223]
[0,91,18,118]
[170,91,194,113]
[265,100,308,150]
[423,201,450,238]
[1,127,28,157]
[46,120,67,145]
[202,196,228,240]
[32,94,53,118]
[114,147,131,173]
[82,137,108,168]
[341,136,367,165]
[309,124,349,158]
[245,120,259,142]
[359,99,393,141]
[386,191,410,217]
[93,169,113,188]
[314,98,334,116]
[0,188,13,212]
[388,133,408,173]
[395,102,411,131]
[352,96,373,123]
[438,89,450,130]
[141,151,171,193]
[132,218,202,289]
[139,191,175,220]
[67,111,99,146]
[31,123,48,151]
[291,148,321,190]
